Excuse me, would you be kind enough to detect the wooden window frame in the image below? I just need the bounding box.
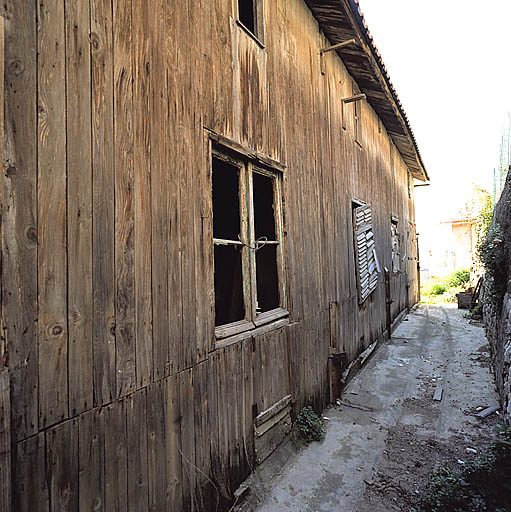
[212,148,287,340]
[236,0,265,48]
[352,200,379,304]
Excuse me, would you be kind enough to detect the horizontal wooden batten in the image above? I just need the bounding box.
[255,404,291,438]
[255,394,292,428]
[213,238,243,246]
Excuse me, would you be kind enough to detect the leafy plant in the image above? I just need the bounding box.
[474,188,494,254]
[420,466,486,512]
[296,406,325,443]
[445,269,471,287]
[430,284,446,296]
[477,224,504,278]
[419,424,511,511]
[477,223,505,308]
[464,303,483,319]
[421,268,471,304]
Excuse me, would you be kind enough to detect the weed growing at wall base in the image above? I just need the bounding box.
[417,424,511,512]
[296,406,326,443]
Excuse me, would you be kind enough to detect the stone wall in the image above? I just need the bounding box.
[483,173,511,425]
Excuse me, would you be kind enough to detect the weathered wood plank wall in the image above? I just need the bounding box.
[3,0,421,509]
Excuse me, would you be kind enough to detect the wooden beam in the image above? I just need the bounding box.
[255,395,292,428]
[342,93,366,104]
[320,38,357,54]
[320,38,358,75]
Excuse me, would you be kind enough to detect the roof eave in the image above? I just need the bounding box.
[304,0,429,182]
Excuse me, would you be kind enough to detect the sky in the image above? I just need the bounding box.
[358,0,511,227]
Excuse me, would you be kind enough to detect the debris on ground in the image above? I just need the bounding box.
[477,405,500,418]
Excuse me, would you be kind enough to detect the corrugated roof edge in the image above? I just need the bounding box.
[348,0,429,181]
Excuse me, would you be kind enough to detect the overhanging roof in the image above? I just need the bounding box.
[304,0,429,182]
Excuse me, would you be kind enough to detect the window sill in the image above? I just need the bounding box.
[254,307,288,327]
[236,20,265,49]
[215,314,289,350]
[215,319,255,340]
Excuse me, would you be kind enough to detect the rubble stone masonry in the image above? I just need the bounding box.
[483,173,511,425]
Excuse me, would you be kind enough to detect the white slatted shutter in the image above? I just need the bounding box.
[353,204,379,303]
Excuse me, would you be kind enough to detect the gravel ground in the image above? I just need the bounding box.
[245,304,501,512]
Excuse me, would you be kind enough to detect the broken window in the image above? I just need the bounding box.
[353,202,379,303]
[212,157,245,325]
[391,218,400,274]
[212,149,285,336]
[237,0,264,41]
[238,0,256,33]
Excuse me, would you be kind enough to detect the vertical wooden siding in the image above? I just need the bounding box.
[4,0,420,510]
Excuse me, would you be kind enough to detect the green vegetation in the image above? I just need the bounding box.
[296,406,326,443]
[421,268,471,304]
[477,223,505,309]
[463,303,483,319]
[417,425,511,512]
[474,189,494,252]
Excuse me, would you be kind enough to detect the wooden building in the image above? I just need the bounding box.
[0,0,428,509]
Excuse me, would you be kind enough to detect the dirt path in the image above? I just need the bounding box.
[248,304,501,512]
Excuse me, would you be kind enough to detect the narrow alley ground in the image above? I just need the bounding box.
[243,304,501,512]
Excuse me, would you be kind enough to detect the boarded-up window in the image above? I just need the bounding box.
[391,219,400,273]
[353,203,379,303]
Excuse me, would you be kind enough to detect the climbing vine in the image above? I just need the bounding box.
[477,223,505,309]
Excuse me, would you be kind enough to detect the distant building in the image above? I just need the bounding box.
[420,216,476,280]
[443,217,477,271]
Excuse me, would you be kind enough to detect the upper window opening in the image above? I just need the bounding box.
[237,0,264,45]
[238,0,256,34]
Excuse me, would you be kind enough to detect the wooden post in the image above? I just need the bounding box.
[329,300,338,350]
[416,234,421,303]
[320,38,357,75]
[0,18,9,512]
[0,369,10,512]
[385,268,392,338]
[328,352,347,403]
